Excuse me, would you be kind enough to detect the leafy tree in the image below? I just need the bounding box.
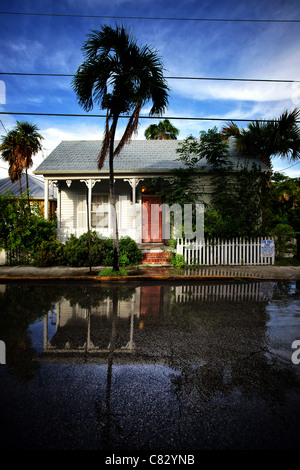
[0,192,55,254]
[145,119,179,139]
[268,172,300,231]
[149,127,270,238]
[72,24,169,271]
[150,127,231,206]
[207,162,270,238]
[221,108,300,167]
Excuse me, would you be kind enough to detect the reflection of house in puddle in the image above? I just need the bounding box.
[43,282,274,356]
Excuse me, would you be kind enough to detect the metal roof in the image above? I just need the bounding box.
[0,174,57,198]
[34,139,269,175]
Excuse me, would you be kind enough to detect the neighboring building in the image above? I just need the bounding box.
[0,173,57,218]
[34,139,268,246]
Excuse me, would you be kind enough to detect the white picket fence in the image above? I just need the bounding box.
[176,237,275,266]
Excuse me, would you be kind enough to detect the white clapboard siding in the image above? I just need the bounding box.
[177,237,275,266]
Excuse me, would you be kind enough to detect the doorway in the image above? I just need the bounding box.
[142,196,163,242]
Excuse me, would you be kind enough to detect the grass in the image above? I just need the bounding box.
[99,267,128,277]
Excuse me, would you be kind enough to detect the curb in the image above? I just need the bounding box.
[0,274,299,282]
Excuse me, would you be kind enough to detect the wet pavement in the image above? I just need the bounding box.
[0,278,300,455]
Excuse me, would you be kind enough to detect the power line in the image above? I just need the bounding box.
[0,71,299,84]
[0,11,299,23]
[1,111,299,123]
[0,120,7,133]
[279,160,300,171]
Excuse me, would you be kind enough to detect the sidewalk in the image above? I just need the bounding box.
[0,264,300,281]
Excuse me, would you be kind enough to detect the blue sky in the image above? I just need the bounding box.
[0,0,300,178]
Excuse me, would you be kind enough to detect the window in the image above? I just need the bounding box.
[77,195,86,229]
[91,195,109,229]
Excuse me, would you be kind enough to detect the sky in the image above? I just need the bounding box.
[0,0,300,179]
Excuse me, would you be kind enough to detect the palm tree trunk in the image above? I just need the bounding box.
[109,115,120,272]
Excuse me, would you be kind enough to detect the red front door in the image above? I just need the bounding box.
[142,196,163,242]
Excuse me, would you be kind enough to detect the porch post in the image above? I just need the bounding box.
[44,178,49,219]
[56,183,61,232]
[88,179,92,231]
[80,179,101,232]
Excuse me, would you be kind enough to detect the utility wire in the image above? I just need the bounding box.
[278,160,300,171]
[1,111,299,123]
[0,72,299,83]
[0,11,299,23]
[0,120,7,133]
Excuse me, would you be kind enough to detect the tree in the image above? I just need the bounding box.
[144,119,179,140]
[14,121,43,196]
[221,108,300,167]
[72,24,169,271]
[0,129,23,195]
[0,121,43,198]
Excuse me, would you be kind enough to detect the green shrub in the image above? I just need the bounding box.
[63,233,141,267]
[32,238,66,267]
[23,217,57,252]
[119,236,142,266]
[64,232,113,267]
[170,253,186,269]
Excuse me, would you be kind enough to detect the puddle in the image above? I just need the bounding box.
[0,280,300,451]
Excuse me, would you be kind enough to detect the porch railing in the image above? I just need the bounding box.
[176,237,275,266]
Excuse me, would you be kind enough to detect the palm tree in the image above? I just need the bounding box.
[0,121,43,199]
[15,121,43,195]
[145,119,179,140]
[0,128,23,195]
[221,108,300,167]
[72,24,170,271]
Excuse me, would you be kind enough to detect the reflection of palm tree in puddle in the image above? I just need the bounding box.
[94,288,125,445]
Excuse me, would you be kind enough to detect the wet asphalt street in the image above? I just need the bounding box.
[0,269,300,455]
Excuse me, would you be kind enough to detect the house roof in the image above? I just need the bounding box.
[0,173,57,198]
[34,139,269,176]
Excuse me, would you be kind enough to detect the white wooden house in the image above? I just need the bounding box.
[34,139,268,251]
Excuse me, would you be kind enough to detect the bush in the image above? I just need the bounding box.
[119,236,143,266]
[64,232,113,267]
[63,233,142,267]
[28,230,143,268]
[23,217,57,252]
[32,238,66,267]
[272,223,296,257]
[170,253,186,269]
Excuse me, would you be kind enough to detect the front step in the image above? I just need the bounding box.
[139,243,172,265]
[142,251,171,265]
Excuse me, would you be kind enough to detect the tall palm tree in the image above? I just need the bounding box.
[0,128,23,195]
[145,119,179,140]
[0,121,43,199]
[15,121,43,195]
[221,108,300,167]
[72,24,170,271]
